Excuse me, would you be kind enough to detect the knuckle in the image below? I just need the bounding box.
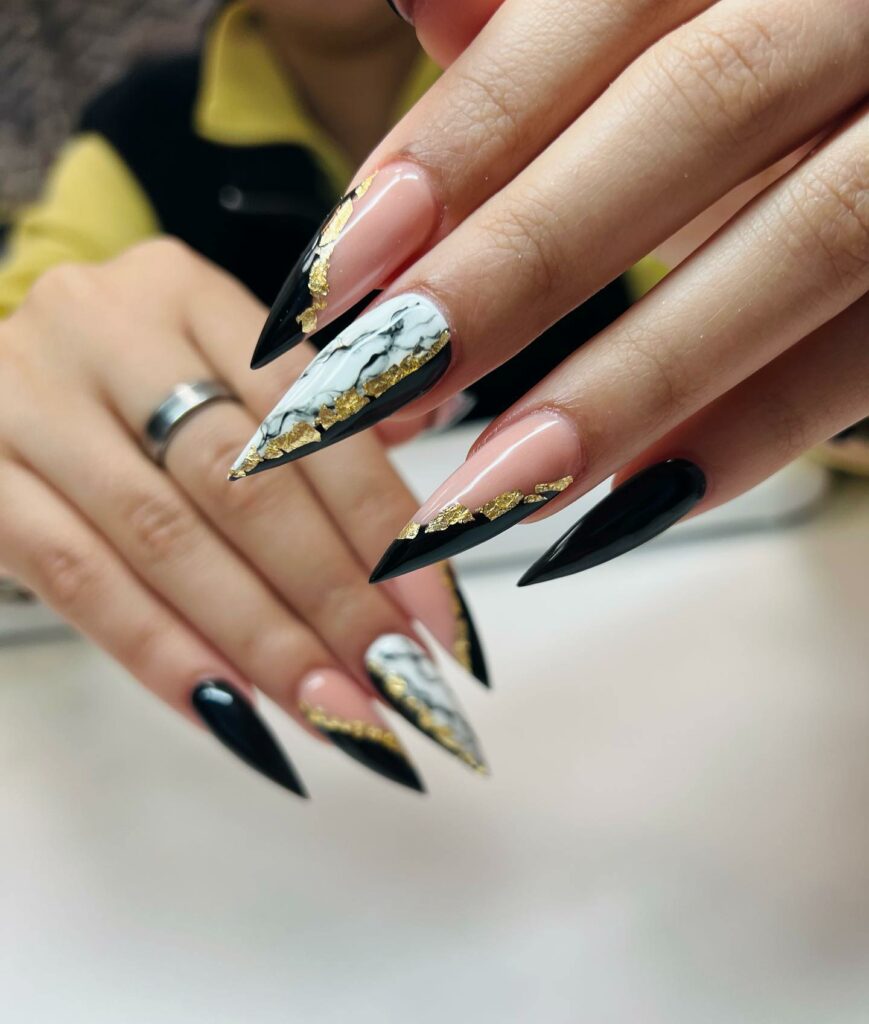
[122,235,200,278]
[479,189,567,298]
[649,13,783,148]
[781,156,869,294]
[31,541,101,613]
[25,261,98,311]
[615,327,702,430]
[127,488,198,565]
[113,612,167,677]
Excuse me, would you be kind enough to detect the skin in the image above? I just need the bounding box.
[343,0,867,528]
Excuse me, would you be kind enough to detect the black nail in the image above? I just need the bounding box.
[192,681,308,797]
[441,564,490,688]
[517,459,707,586]
[250,177,379,370]
[369,478,573,584]
[300,703,425,793]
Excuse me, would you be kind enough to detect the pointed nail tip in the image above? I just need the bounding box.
[249,331,305,370]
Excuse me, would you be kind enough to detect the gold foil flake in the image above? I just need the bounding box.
[522,494,545,504]
[476,490,524,521]
[228,448,264,480]
[300,701,403,754]
[398,520,421,541]
[425,504,474,533]
[535,475,573,494]
[366,663,486,773]
[440,564,472,673]
[315,388,369,429]
[261,422,321,459]
[362,330,449,400]
[296,174,377,335]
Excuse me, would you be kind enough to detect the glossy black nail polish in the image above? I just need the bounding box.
[441,564,490,687]
[517,459,707,586]
[192,681,308,797]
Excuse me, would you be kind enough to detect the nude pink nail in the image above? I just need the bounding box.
[298,668,424,791]
[251,162,439,368]
[370,412,578,581]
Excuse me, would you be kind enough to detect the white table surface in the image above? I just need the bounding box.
[0,474,867,1024]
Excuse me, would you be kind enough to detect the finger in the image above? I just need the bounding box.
[519,293,869,584]
[388,0,502,66]
[252,0,715,365]
[369,108,869,578]
[175,256,490,686]
[0,458,307,796]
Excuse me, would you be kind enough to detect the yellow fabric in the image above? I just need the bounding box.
[623,254,671,301]
[0,134,160,317]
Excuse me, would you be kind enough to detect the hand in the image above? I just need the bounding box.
[0,239,490,796]
[235,0,867,583]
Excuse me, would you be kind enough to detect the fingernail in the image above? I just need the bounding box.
[370,412,577,582]
[230,294,451,480]
[386,0,414,23]
[250,164,438,368]
[430,390,477,432]
[365,634,488,774]
[191,680,308,797]
[385,564,490,687]
[298,668,424,792]
[518,459,707,586]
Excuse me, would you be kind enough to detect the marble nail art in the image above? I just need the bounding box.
[230,294,451,480]
[365,634,487,774]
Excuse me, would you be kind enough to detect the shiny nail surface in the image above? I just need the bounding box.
[518,459,707,586]
[230,294,451,480]
[251,164,438,368]
[365,634,488,774]
[192,681,308,797]
[385,563,490,687]
[298,669,424,792]
[370,412,576,582]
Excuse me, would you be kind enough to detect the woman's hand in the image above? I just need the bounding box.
[0,239,490,795]
[235,0,867,582]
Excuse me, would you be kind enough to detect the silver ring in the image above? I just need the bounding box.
[143,381,237,466]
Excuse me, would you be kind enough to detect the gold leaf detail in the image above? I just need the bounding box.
[476,491,524,521]
[523,494,545,504]
[535,476,573,494]
[261,422,321,459]
[366,663,486,774]
[440,564,472,673]
[300,701,403,754]
[425,504,474,533]
[295,174,378,335]
[315,388,370,429]
[228,448,264,480]
[398,520,421,541]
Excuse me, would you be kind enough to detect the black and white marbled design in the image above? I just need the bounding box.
[231,293,451,478]
[365,634,487,772]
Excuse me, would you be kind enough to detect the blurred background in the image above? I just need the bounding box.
[0,4,867,1022]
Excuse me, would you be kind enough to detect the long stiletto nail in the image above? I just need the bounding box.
[230,294,451,480]
[191,680,308,797]
[250,164,438,368]
[518,459,707,586]
[298,669,424,792]
[370,412,577,582]
[385,564,490,687]
[365,634,488,774]
[386,0,414,23]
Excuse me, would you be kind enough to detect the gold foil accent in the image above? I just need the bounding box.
[440,564,472,674]
[535,476,573,494]
[477,490,524,521]
[522,494,545,504]
[300,702,403,754]
[296,174,377,335]
[366,662,487,774]
[262,422,321,459]
[398,520,421,541]
[228,448,264,480]
[425,503,474,533]
[363,330,449,399]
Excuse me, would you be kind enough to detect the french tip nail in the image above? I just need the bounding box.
[192,681,308,798]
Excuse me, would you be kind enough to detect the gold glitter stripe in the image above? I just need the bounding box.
[407,475,575,534]
[296,174,377,335]
[300,701,404,754]
[365,662,487,774]
[440,564,472,674]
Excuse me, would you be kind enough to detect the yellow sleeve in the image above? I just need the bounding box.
[0,134,160,318]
